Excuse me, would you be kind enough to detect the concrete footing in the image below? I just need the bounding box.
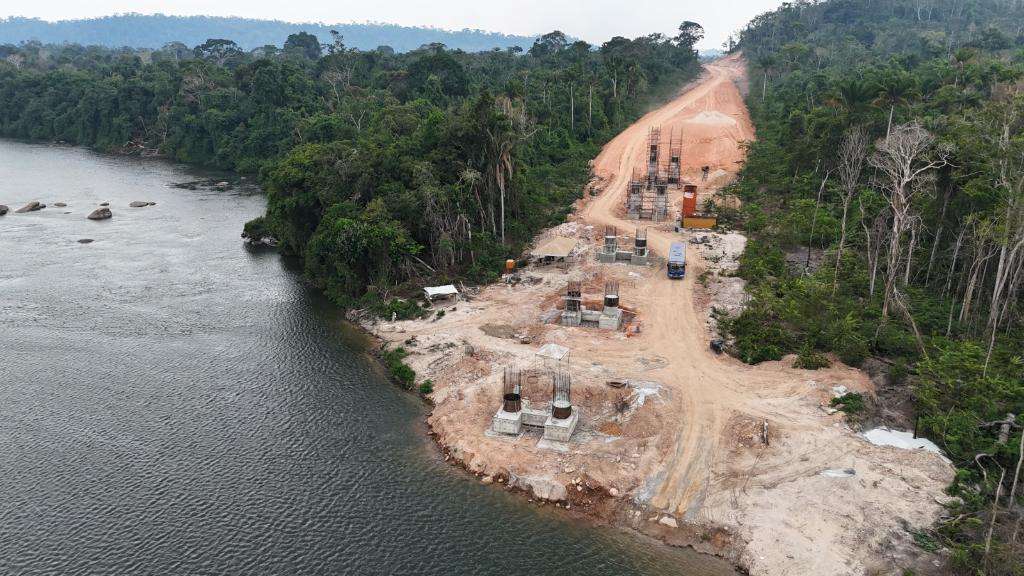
[599,307,623,330]
[543,409,580,442]
[491,409,522,435]
[491,401,580,443]
[562,307,621,330]
[596,249,649,266]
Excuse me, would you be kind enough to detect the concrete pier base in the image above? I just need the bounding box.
[543,408,580,442]
[599,308,623,330]
[491,409,522,435]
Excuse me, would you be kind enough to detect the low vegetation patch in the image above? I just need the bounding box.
[381,346,416,390]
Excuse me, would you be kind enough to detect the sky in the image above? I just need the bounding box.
[2,0,785,50]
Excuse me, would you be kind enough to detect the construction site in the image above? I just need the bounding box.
[362,55,953,576]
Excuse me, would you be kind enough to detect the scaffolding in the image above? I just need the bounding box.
[634,227,648,260]
[647,126,661,182]
[667,129,682,185]
[502,366,522,413]
[653,179,668,222]
[627,176,644,219]
[600,281,623,330]
[603,226,618,255]
[628,125,671,222]
[561,280,582,326]
[603,281,620,311]
[550,372,572,420]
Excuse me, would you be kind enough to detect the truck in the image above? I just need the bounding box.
[667,242,686,279]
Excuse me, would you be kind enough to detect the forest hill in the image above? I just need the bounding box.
[732,0,1024,572]
[0,26,704,317]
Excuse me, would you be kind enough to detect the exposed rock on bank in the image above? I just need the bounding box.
[511,475,568,501]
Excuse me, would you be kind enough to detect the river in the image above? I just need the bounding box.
[0,140,736,575]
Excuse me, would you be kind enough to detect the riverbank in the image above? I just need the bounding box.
[354,55,955,576]
[1,138,739,576]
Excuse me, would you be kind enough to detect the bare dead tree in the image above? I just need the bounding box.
[976,453,1008,562]
[860,200,890,298]
[926,181,955,284]
[870,122,949,319]
[984,110,1024,369]
[834,126,870,294]
[960,220,996,327]
[807,169,832,273]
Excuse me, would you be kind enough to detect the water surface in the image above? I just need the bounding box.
[0,140,736,575]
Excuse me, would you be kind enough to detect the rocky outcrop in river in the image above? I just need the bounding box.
[87,207,112,220]
[15,201,45,213]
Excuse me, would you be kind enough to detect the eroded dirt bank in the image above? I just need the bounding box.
[360,54,953,576]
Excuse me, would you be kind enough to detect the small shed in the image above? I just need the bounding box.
[529,237,578,265]
[423,284,459,304]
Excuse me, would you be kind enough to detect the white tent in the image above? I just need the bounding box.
[423,284,459,302]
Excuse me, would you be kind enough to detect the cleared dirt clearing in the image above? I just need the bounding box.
[366,54,952,575]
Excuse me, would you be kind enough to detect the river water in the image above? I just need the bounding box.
[0,140,735,576]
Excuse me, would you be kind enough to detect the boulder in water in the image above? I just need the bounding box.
[15,201,44,213]
[99,202,109,207]
[54,202,67,207]
[129,201,155,208]
[77,238,94,244]
[0,205,8,216]
[87,208,112,220]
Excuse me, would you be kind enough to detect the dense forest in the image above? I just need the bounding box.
[731,0,1024,572]
[0,27,702,317]
[0,15,537,53]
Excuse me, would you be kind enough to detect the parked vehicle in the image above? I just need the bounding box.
[667,242,686,279]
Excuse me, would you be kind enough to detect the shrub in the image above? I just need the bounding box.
[370,297,424,321]
[418,380,434,395]
[794,343,831,369]
[737,239,786,282]
[830,392,865,415]
[242,215,273,241]
[381,346,416,389]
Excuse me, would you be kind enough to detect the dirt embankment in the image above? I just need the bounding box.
[360,54,953,576]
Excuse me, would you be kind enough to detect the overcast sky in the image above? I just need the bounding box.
[4,0,785,50]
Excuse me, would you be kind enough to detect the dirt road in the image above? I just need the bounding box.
[582,53,757,517]
[580,54,952,573]
[374,54,954,575]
